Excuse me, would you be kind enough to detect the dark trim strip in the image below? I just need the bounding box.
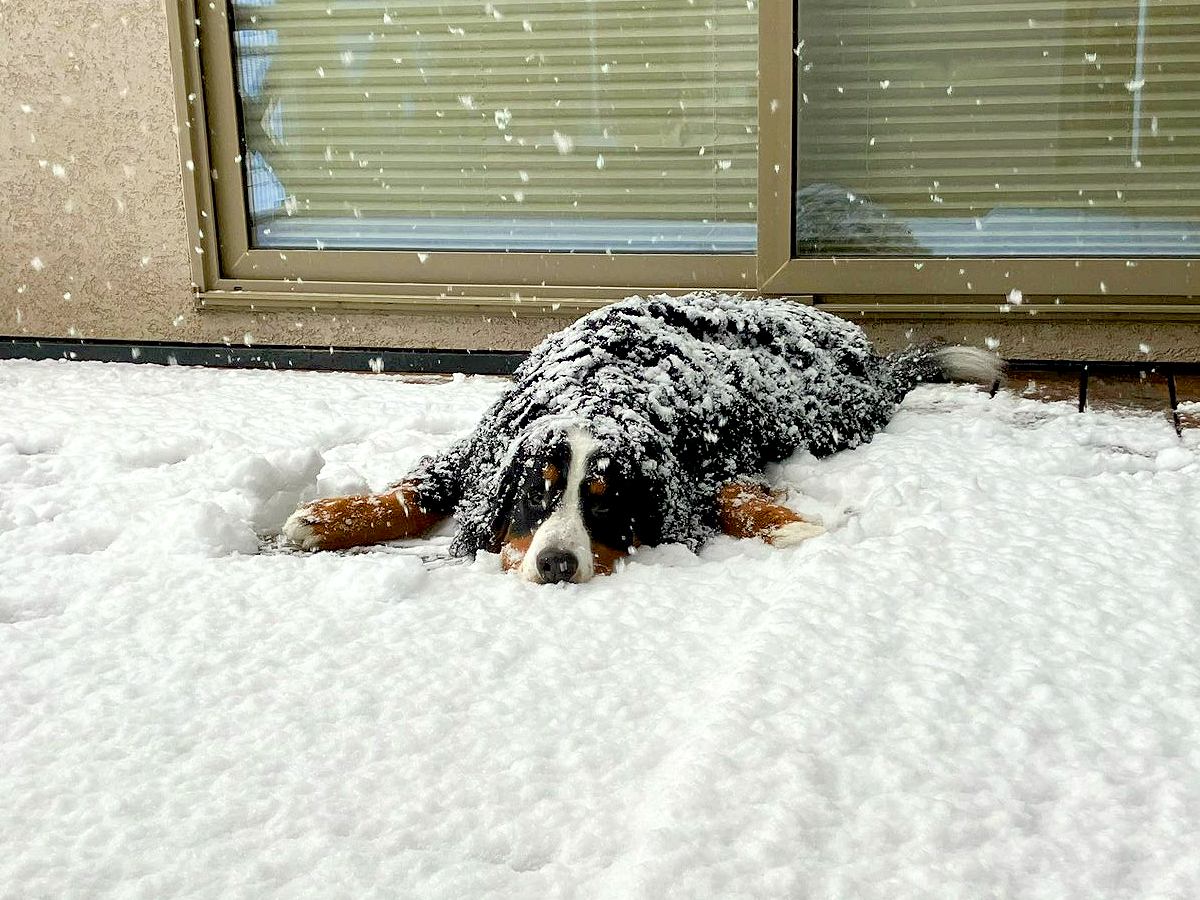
[2,338,1197,382]
[1003,359,1200,375]
[0,337,526,376]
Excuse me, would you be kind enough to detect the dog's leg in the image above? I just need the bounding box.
[282,480,446,551]
[716,482,826,547]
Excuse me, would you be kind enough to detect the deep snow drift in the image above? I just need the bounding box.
[2,358,1198,898]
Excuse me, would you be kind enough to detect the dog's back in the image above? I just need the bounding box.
[548,293,902,463]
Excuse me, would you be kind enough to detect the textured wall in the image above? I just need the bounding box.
[0,2,1196,360]
[863,319,1200,363]
[1,2,195,339]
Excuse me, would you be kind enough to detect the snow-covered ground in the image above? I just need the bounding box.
[2,357,1199,898]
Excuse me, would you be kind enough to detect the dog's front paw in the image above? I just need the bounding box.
[279,487,446,552]
[766,520,826,548]
[281,505,325,550]
[281,496,374,551]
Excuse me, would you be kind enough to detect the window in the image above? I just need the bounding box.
[179,0,758,315]
[172,0,1199,317]
[231,0,757,254]
[759,0,1200,301]
[792,0,1200,258]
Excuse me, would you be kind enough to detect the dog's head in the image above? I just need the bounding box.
[493,425,652,583]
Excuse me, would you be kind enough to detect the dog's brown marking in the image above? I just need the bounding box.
[586,477,607,497]
[716,482,811,543]
[590,540,628,576]
[500,534,533,572]
[292,481,444,551]
[542,463,560,485]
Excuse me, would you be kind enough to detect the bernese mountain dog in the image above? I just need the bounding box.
[282,293,1001,583]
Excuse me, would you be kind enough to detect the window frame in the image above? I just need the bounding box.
[757,2,1200,320]
[171,0,759,317]
[168,0,1200,320]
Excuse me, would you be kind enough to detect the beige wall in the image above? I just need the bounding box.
[1,2,1197,360]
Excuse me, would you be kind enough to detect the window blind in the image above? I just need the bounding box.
[794,0,1200,256]
[230,0,758,252]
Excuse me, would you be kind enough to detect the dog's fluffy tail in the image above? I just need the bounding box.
[887,344,1004,398]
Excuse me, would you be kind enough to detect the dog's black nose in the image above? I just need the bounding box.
[536,549,579,584]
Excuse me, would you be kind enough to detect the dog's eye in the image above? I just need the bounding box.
[525,478,557,511]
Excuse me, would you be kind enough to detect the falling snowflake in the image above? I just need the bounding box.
[552,131,574,154]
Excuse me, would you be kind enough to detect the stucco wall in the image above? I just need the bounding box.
[1,2,1197,360]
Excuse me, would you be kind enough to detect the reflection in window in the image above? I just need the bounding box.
[794,0,1200,257]
[230,0,757,253]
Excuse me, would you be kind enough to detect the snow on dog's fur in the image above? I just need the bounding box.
[284,293,1001,582]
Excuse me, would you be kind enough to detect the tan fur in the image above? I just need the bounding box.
[716,482,814,544]
[500,534,533,572]
[291,481,444,551]
[590,541,627,576]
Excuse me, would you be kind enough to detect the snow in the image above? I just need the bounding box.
[2,357,1199,897]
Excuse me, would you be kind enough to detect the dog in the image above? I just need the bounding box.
[282,293,1001,583]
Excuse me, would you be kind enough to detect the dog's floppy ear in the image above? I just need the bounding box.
[613,456,664,549]
[480,453,526,554]
[631,482,665,548]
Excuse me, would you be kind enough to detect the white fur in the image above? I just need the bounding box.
[767,520,827,547]
[281,508,320,550]
[931,346,1004,385]
[519,428,596,584]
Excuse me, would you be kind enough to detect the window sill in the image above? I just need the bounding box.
[195,285,789,317]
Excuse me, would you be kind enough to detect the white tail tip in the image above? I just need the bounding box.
[931,346,1004,385]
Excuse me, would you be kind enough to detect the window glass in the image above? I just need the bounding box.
[794,0,1200,257]
[231,0,757,253]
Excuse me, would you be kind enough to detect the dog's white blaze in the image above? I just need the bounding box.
[519,428,596,584]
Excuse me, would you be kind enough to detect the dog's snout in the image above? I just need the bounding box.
[536,549,579,584]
